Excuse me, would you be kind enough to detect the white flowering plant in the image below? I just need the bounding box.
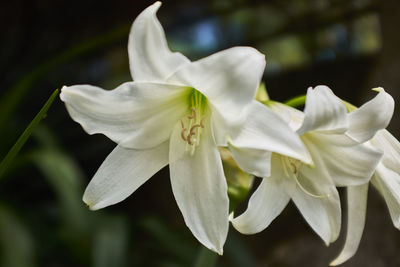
[54,2,400,266]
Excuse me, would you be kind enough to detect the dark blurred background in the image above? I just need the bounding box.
[0,0,399,266]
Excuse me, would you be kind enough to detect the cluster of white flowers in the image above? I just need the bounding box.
[60,2,400,265]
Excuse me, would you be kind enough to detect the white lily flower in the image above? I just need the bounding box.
[329,89,395,266]
[232,86,383,245]
[60,2,310,254]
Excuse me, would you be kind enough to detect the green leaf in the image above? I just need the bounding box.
[0,205,35,267]
[30,147,89,234]
[0,89,59,179]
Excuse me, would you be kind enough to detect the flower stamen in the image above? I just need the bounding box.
[293,175,330,199]
[189,124,202,134]
[188,107,197,120]
[180,119,188,141]
[281,156,329,199]
[179,89,207,154]
[200,117,205,128]
[181,115,205,145]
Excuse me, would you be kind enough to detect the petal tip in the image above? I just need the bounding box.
[209,245,224,255]
[87,205,97,211]
[203,244,223,255]
[83,201,96,211]
[372,86,384,92]
[228,212,234,221]
[329,261,338,266]
[231,217,257,235]
[302,152,313,166]
[329,257,345,266]
[153,1,162,8]
[313,85,332,92]
[82,196,99,211]
[59,85,69,101]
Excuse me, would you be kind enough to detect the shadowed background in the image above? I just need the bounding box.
[0,0,399,266]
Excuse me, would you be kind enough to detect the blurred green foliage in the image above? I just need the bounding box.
[0,20,256,267]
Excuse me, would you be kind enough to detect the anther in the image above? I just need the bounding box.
[180,105,206,147]
[181,128,187,141]
[188,107,197,120]
[200,117,205,128]
[187,132,195,145]
[189,124,202,135]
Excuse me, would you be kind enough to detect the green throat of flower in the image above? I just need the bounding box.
[180,89,207,154]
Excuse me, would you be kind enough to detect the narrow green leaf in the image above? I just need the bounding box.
[284,95,306,108]
[0,89,59,179]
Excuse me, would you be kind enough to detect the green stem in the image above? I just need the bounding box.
[284,95,306,108]
[0,89,59,179]
[194,246,218,267]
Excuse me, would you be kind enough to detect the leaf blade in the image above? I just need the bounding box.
[0,88,59,179]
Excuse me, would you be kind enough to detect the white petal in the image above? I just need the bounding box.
[83,141,169,210]
[267,101,304,132]
[330,184,368,266]
[294,162,342,244]
[303,132,382,186]
[210,108,229,146]
[371,130,400,174]
[372,164,400,228]
[231,155,292,234]
[168,47,265,125]
[291,184,341,245]
[128,2,190,82]
[60,82,189,149]
[228,145,271,177]
[227,101,312,164]
[347,88,394,143]
[297,86,348,135]
[169,120,229,254]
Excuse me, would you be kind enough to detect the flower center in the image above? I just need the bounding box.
[280,156,329,198]
[180,89,207,154]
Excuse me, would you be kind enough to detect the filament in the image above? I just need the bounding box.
[281,156,329,199]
